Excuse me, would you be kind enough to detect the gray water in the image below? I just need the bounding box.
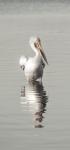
[0,0,70,14]
[0,1,70,150]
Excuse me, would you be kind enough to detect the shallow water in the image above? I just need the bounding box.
[0,13,70,150]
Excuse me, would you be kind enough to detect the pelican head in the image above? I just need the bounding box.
[19,56,27,70]
[29,36,48,65]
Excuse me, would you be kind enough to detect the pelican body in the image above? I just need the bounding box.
[19,37,48,82]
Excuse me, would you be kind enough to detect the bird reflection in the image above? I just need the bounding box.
[20,81,48,128]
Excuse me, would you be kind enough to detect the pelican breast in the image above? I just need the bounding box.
[24,57,43,81]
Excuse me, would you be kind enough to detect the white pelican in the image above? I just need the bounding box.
[19,37,48,81]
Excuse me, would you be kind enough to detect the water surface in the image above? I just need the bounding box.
[0,1,70,150]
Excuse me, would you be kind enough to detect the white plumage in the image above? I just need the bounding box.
[19,37,48,82]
